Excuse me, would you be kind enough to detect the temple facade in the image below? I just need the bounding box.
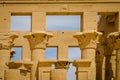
[0,0,120,80]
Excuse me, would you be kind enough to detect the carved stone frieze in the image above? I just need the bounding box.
[0,33,18,50]
[24,31,53,50]
[74,31,102,50]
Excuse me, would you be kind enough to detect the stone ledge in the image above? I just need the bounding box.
[6,60,33,69]
[0,0,120,4]
[38,60,57,67]
[73,60,91,67]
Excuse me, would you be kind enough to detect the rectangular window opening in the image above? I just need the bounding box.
[68,47,81,80]
[45,47,57,60]
[67,63,76,80]
[46,15,81,31]
[68,47,81,61]
[10,47,22,61]
[11,14,31,31]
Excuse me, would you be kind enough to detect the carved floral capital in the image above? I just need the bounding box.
[74,31,102,50]
[24,31,53,50]
[0,33,18,50]
[107,32,120,49]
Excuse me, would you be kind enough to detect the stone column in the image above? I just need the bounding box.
[107,32,120,80]
[0,33,18,80]
[51,60,70,80]
[24,31,53,80]
[74,31,102,80]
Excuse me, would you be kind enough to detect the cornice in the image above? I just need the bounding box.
[0,0,120,4]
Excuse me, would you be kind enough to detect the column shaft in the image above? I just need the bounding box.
[31,49,45,80]
[82,48,96,80]
[82,49,95,60]
[0,50,10,80]
[32,49,45,61]
[116,49,120,80]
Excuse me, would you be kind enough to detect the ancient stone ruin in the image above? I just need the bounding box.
[0,0,120,80]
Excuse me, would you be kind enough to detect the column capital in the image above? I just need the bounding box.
[0,33,18,50]
[55,60,71,69]
[24,31,53,50]
[107,32,120,49]
[74,31,102,50]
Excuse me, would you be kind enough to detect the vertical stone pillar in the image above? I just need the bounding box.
[118,12,120,31]
[24,31,53,80]
[0,9,10,32]
[32,12,46,31]
[0,33,18,80]
[58,45,68,60]
[51,60,70,80]
[107,32,120,80]
[74,31,102,80]
[82,12,97,32]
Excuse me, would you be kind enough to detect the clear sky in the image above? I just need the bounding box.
[46,15,80,30]
[11,15,81,80]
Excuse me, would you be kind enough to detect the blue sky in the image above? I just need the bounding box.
[11,47,22,61]
[11,15,81,80]
[46,15,80,30]
[11,16,31,31]
[11,15,80,31]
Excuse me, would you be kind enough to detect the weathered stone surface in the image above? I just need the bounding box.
[0,0,120,80]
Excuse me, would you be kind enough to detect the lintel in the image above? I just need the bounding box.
[0,0,120,4]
